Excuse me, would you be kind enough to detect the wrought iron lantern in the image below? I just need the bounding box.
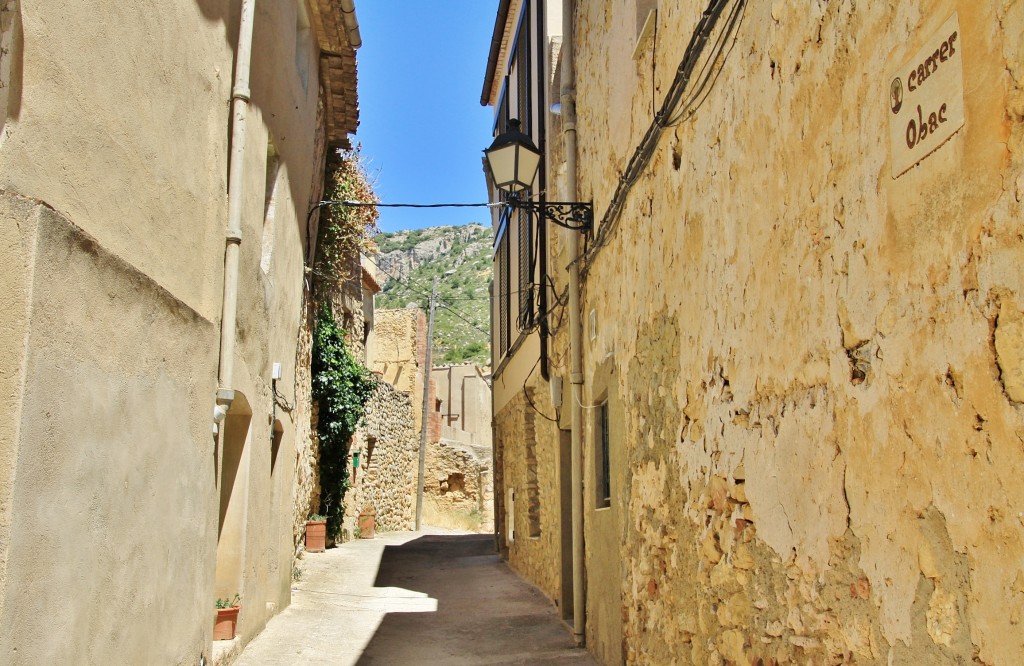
[484,119,592,231]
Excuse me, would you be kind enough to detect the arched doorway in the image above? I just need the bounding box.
[215,392,252,600]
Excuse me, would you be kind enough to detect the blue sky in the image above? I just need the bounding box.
[354,2,497,233]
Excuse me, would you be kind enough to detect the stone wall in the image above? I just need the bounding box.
[554,1,1024,664]
[292,300,320,551]
[374,306,441,439]
[373,308,425,396]
[343,379,418,535]
[493,388,565,606]
[422,438,494,533]
[290,93,328,555]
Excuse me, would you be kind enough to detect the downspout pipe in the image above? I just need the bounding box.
[561,0,586,647]
[216,0,257,420]
[339,0,362,49]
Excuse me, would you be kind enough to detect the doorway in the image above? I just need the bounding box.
[215,393,252,599]
[559,428,573,621]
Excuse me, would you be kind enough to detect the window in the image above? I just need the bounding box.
[595,400,611,508]
[490,0,545,370]
[496,231,511,357]
[507,487,516,543]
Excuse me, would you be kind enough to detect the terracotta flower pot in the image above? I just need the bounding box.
[305,520,327,552]
[357,507,376,539]
[213,605,239,641]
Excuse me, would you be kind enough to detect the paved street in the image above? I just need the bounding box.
[231,531,595,665]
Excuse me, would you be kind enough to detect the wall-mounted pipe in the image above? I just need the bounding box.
[560,0,585,647]
[216,0,257,411]
[339,0,362,49]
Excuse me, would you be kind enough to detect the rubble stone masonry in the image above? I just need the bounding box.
[494,388,565,605]
[422,438,494,533]
[344,379,419,534]
[558,1,1024,664]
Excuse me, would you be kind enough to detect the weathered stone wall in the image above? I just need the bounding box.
[373,307,440,440]
[343,379,418,535]
[373,308,425,395]
[292,298,320,551]
[422,438,494,533]
[493,388,565,606]
[291,94,328,555]
[556,1,1024,664]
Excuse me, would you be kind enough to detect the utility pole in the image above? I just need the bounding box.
[415,276,438,530]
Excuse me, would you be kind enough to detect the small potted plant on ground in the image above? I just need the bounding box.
[357,505,376,539]
[305,513,327,552]
[213,594,240,641]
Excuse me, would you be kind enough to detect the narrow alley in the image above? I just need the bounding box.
[230,531,595,665]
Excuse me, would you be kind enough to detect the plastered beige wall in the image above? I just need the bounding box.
[0,0,332,661]
[434,363,493,447]
[0,200,219,664]
[224,0,324,640]
[0,1,231,320]
[556,1,1024,664]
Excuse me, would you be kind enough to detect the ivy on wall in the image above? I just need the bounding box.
[311,304,376,539]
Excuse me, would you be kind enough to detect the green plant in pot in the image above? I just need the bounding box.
[305,513,328,553]
[213,594,241,641]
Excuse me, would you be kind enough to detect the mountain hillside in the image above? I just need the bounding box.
[372,224,492,367]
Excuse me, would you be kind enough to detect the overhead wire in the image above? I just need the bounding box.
[318,199,502,210]
[666,0,746,126]
[523,357,559,423]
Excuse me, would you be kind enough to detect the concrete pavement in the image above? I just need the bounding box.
[230,530,596,665]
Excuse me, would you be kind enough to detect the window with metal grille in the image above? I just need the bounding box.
[517,207,533,330]
[595,400,611,508]
[491,0,543,369]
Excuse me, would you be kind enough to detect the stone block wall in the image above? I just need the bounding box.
[373,308,424,395]
[291,302,319,550]
[557,1,1024,664]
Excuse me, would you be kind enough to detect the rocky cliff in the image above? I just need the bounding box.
[372,224,492,367]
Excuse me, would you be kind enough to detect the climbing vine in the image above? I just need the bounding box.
[311,304,376,539]
[315,146,380,282]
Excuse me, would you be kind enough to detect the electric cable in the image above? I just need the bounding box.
[523,357,559,423]
[579,0,747,276]
[319,199,502,209]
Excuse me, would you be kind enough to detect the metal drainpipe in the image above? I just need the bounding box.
[339,0,362,49]
[561,0,586,647]
[215,0,257,424]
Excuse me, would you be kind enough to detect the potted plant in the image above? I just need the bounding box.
[357,505,376,539]
[213,594,240,641]
[305,514,327,552]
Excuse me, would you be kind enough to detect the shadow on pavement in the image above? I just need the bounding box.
[356,533,591,665]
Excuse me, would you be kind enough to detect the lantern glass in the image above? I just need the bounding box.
[484,120,542,194]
